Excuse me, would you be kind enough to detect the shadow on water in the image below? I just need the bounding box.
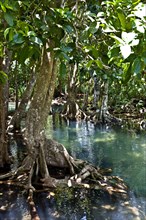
[0,185,30,220]
[1,114,146,219]
[34,187,146,220]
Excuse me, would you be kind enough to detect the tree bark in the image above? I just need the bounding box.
[0,53,11,167]
[24,41,58,179]
[62,62,86,119]
[99,80,109,122]
[93,79,121,126]
[92,72,101,110]
[0,85,9,167]
[7,69,36,131]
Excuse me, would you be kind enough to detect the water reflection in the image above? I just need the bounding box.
[1,116,146,219]
[46,116,146,197]
[35,188,146,220]
[0,185,30,220]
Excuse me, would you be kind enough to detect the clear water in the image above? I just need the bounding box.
[1,115,146,219]
[46,117,146,198]
[0,185,30,220]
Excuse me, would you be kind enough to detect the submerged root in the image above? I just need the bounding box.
[41,157,128,199]
[27,189,40,220]
[0,138,128,200]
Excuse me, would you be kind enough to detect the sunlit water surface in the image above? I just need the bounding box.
[0,115,146,220]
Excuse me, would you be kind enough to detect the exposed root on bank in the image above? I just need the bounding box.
[92,110,122,126]
[0,138,128,201]
[62,101,87,120]
[0,157,128,220]
[41,160,128,199]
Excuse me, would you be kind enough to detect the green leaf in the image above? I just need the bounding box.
[58,52,70,61]
[18,44,41,63]
[1,4,6,12]
[95,60,103,69]
[108,47,120,58]
[28,31,36,36]
[92,48,99,59]
[30,36,43,45]
[4,12,14,26]
[0,71,8,84]
[17,21,30,35]
[142,52,146,65]
[62,52,70,61]
[4,28,11,39]
[8,28,14,41]
[132,57,144,74]
[4,2,15,11]
[110,34,124,44]
[59,62,66,77]
[0,43,3,57]
[13,33,24,44]
[86,60,94,68]
[64,25,74,33]
[117,12,126,29]
[122,63,132,83]
[17,45,31,63]
[4,27,15,41]
[61,45,73,53]
[89,22,99,34]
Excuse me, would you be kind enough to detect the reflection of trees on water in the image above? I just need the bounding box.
[8,134,26,170]
[68,121,95,163]
[46,117,146,197]
[3,118,146,219]
[47,117,96,163]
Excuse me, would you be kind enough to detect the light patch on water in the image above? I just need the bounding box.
[141,143,146,148]
[94,133,116,143]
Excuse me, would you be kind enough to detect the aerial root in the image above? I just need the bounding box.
[68,164,128,198]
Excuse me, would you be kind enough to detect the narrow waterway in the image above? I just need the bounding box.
[0,115,146,219]
[46,117,146,197]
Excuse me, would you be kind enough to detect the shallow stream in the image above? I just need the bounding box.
[0,115,146,219]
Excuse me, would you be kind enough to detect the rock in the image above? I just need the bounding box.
[44,138,75,174]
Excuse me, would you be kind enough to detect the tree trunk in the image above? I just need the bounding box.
[62,63,86,119]
[93,80,121,126]
[24,42,58,179]
[0,85,9,167]
[99,80,109,123]
[0,51,126,199]
[7,69,36,131]
[92,72,101,110]
[0,52,11,167]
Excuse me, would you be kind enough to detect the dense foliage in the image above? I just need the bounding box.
[0,2,146,218]
[0,0,145,112]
